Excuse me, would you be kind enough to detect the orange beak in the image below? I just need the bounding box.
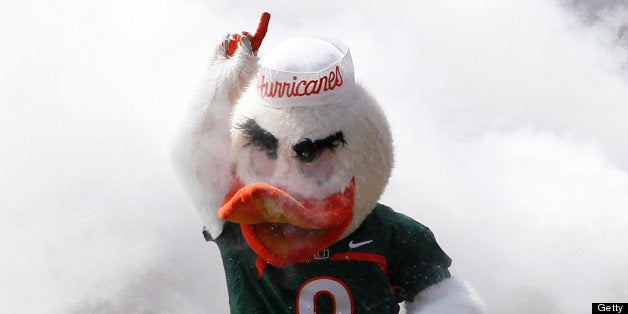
[218,178,355,267]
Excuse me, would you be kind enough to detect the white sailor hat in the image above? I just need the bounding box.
[256,37,356,108]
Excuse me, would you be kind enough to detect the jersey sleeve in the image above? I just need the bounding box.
[387,212,452,303]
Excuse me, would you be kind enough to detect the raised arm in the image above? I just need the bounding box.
[170,13,270,238]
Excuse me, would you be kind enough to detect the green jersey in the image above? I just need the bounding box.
[205,203,452,313]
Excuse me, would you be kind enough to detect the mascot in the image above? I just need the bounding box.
[171,12,484,313]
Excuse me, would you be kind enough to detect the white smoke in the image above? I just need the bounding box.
[1,0,626,313]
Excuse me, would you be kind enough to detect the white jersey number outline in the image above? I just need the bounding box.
[296,276,354,314]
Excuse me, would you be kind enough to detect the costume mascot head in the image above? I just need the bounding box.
[171,12,484,313]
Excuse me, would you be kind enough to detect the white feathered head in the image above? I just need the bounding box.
[220,37,393,267]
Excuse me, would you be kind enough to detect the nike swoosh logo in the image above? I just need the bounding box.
[348,239,373,249]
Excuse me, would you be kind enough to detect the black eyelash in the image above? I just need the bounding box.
[292,131,346,158]
[235,118,278,152]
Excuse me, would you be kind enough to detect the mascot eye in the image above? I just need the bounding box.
[293,138,317,163]
[293,131,346,163]
[236,118,279,161]
[266,147,278,160]
[298,151,317,163]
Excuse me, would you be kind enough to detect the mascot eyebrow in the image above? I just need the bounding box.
[235,118,346,162]
[293,131,346,161]
[236,118,278,153]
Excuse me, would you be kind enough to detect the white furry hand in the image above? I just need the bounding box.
[222,33,253,58]
[405,278,485,314]
[222,12,270,58]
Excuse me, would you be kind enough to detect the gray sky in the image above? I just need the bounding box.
[1,0,627,313]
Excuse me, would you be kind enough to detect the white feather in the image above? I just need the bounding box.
[405,278,486,314]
